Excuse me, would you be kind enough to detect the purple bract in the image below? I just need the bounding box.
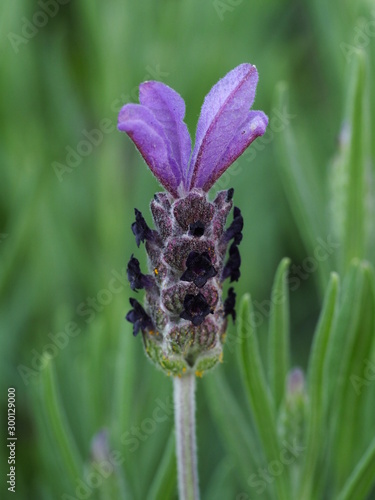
[118,63,268,197]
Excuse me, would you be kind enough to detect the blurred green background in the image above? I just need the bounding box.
[1,0,374,498]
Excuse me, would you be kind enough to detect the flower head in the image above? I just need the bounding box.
[118,64,268,376]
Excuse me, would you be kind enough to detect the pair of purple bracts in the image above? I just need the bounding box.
[118,64,268,376]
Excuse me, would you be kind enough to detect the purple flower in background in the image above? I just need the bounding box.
[118,64,268,376]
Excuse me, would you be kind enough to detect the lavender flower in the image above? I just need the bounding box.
[118,64,268,377]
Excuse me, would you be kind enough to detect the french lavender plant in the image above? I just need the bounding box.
[118,64,268,500]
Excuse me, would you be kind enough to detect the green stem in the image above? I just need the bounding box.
[173,373,200,500]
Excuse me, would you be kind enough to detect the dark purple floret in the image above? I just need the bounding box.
[223,207,243,244]
[132,208,154,247]
[224,287,236,323]
[180,293,213,326]
[222,242,241,282]
[226,188,234,202]
[189,221,205,237]
[126,298,153,336]
[180,251,217,288]
[127,255,153,292]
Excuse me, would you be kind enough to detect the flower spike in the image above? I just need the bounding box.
[119,64,267,376]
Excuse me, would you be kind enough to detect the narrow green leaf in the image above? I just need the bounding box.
[268,257,291,410]
[39,356,82,486]
[324,261,375,492]
[274,83,330,293]
[337,435,375,500]
[110,327,137,497]
[324,262,364,408]
[237,294,290,499]
[204,370,264,482]
[362,272,375,451]
[148,431,177,500]
[297,272,339,498]
[204,459,237,500]
[111,325,137,438]
[339,51,370,272]
[333,264,375,489]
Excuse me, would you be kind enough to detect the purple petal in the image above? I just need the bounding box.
[188,64,267,191]
[139,82,191,186]
[198,110,268,191]
[118,103,181,197]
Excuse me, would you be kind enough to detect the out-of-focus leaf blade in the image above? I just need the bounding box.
[204,370,264,482]
[329,51,371,273]
[268,257,291,410]
[297,273,339,498]
[325,261,375,492]
[334,264,375,488]
[39,356,82,487]
[204,458,237,500]
[337,435,375,500]
[237,294,290,499]
[147,431,177,500]
[274,83,331,293]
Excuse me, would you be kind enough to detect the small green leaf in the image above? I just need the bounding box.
[237,294,290,499]
[268,257,291,410]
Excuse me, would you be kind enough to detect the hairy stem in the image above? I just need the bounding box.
[173,373,200,500]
